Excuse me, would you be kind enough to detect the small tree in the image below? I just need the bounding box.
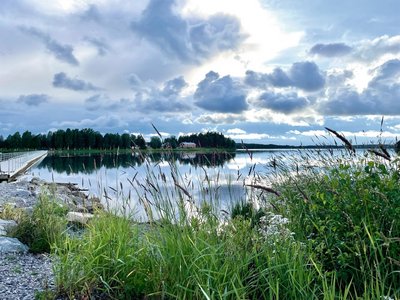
[149,136,162,149]
[164,136,178,149]
[135,135,147,150]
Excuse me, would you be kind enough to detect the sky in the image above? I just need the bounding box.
[1,0,400,145]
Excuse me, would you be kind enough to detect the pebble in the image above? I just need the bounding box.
[0,253,55,300]
[0,176,97,299]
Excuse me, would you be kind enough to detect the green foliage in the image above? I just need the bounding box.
[178,131,236,149]
[149,136,162,149]
[134,134,147,149]
[53,211,325,299]
[231,200,265,228]
[277,159,400,295]
[10,193,68,253]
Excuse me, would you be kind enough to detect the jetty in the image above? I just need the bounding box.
[0,151,48,182]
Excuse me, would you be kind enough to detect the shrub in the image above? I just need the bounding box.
[276,158,400,295]
[10,192,68,253]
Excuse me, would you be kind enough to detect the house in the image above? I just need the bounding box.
[179,142,197,148]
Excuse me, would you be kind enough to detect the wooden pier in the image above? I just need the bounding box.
[0,151,48,182]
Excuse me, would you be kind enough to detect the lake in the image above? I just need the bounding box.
[27,149,353,219]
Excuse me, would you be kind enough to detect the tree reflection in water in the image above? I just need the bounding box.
[37,152,236,175]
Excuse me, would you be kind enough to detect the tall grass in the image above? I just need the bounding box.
[26,136,400,299]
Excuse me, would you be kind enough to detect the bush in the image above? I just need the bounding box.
[276,159,400,295]
[10,192,68,253]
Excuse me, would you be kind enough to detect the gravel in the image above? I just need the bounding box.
[0,253,55,300]
[0,176,97,299]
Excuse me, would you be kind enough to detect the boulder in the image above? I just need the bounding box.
[0,237,29,253]
[0,219,17,235]
[67,212,94,225]
[13,189,32,198]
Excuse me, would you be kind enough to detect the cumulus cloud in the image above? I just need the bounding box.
[53,72,101,91]
[194,71,248,113]
[17,94,48,106]
[309,43,352,57]
[131,0,245,63]
[245,61,325,92]
[20,26,79,65]
[354,35,400,61]
[130,75,191,113]
[162,76,188,97]
[368,59,400,87]
[319,59,400,115]
[256,92,310,114]
[290,61,326,91]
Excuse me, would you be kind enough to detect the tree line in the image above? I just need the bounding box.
[0,129,236,150]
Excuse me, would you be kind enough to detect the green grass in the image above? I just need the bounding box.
[9,190,68,254]
[11,145,400,299]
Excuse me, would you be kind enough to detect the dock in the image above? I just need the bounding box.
[0,150,48,182]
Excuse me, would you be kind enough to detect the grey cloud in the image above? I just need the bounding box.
[194,71,248,113]
[17,94,48,106]
[52,115,128,129]
[245,61,325,92]
[84,37,110,56]
[354,35,400,61]
[269,68,293,87]
[195,113,246,125]
[319,68,400,116]
[319,89,371,115]
[20,27,79,66]
[188,14,244,58]
[81,4,102,22]
[53,72,101,91]
[135,75,191,113]
[369,59,400,87]
[87,75,191,113]
[85,94,131,111]
[310,43,352,57]
[131,0,244,63]
[327,70,354,86]
[162,76,188,97]
[289,62,326,91]
[135,97,190,113]
[257,92,310,114]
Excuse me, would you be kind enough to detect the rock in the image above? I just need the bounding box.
[67,211,94,225]
[12,189,32,198]
[0,219,17,235]
[0,237,29,253]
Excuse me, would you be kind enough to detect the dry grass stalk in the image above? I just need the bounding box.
[325,127,355,154]
[368,149,391,161]
[246,184,280,197]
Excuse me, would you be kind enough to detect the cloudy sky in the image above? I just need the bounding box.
[1,0,400,145]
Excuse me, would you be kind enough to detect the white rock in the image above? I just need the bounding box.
[67,212,94,225]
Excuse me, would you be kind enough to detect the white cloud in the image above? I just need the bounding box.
[226,128,246,134]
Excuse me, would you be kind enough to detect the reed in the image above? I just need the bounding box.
[21,130,400,299]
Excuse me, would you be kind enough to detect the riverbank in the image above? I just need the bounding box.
[1,147,399,299]
[0,177,100,299]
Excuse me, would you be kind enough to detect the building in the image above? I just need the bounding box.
[179,142,197,148]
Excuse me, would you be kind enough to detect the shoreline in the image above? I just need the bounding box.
[0,177,102,299]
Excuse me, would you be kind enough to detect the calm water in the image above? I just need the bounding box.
[27,149,347,219]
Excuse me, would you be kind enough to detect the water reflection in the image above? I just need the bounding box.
[37,151,236,175]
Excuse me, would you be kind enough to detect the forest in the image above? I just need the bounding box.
[0,128,236,150]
